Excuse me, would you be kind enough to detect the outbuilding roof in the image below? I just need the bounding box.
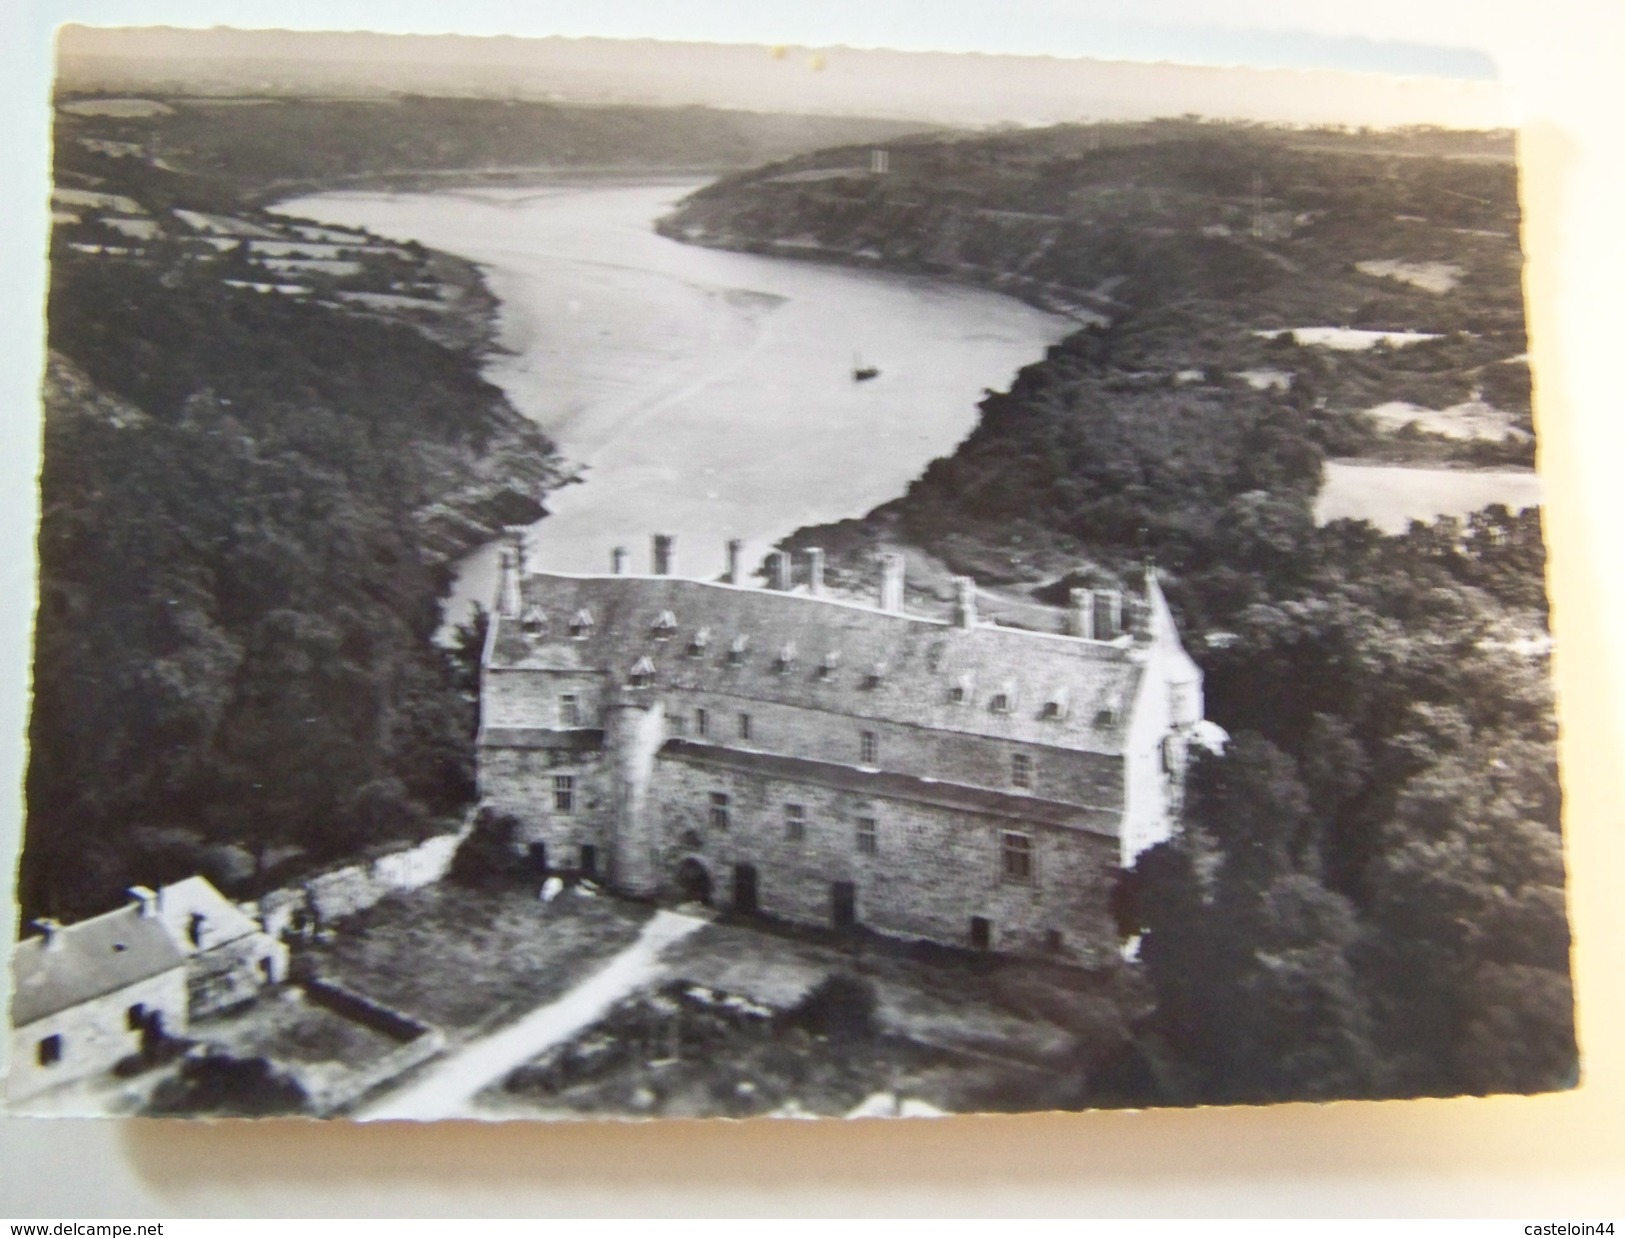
[152,875,262,955]
[488,574,1148,756]
[11,905,184,1028]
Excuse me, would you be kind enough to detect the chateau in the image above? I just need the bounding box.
[476,536,1204,965]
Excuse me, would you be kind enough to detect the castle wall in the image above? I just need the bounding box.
[477,743,615,874]
[483,668,605,730]
[648,754,1122,966]
[664,687,1124,807]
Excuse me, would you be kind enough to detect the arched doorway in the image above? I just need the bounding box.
[676,857,713,906]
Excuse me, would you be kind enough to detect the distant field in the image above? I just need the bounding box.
[1315,461,1542,531]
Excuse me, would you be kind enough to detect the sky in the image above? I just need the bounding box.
[53,25,1513,130]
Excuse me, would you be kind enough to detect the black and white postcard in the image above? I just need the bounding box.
[5,26,1573,1121]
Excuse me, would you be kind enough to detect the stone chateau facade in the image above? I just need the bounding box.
[477,536,1204,965]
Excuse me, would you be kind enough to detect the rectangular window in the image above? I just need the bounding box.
[1002,831,1034,881]
[37,1034,62,1067]
[1011,753,1033,789]
[785,803,806,841]
[856,816,878,856]
[738,712,752,741]
[860,730,878,765]
[553,774,575,814]
[695,707,709,737]
[710,791,731,831]
[559,693,581,727]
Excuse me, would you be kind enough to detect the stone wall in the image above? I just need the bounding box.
[478,744,613,875]
[483,667,605,729]
[477,718,1125,960]
[661,686,1125,807]
[490,671,1125,810]
[293,977,444,1116]
[649,753,1122,966]
[258,824,472,936]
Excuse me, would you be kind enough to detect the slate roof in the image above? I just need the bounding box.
[489,574,1148,756]
[11,905,185,1027]
[661,739,1121,835]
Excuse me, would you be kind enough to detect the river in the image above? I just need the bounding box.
[274,180,1073,622]
[275,181,1542,612]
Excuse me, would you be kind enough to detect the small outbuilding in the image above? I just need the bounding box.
[8,900,188,1103]
[7,876,290,1103]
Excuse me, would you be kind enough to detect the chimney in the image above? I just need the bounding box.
[1095,590,1122,640]
[498,544,522,619]
[652,534,676,577]
[724,538,744,585]
[807,548,826,597]
[611,545,630,575]
[767,550,791,592]
[879,552,906,613]
[1069,588,1095,639]
[952,576,977,629]
[127,885,159,919]
[33,918,63,952]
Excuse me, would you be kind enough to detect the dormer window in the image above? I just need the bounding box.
[520,604,548,636]
[990,682,1015,714]
[569,608,594,639]
[689,626,711,657]
[776,642,798,673]
[950,673,974,705]
[1042,687,1070,721]
[865,661,888,689]
[629,655,656,688]
[1098,685,1124,726]
[651,610,678,639]
[818,650,841,680]
[728,634,750,666]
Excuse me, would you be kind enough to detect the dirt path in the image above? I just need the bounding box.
[356,909,708,1121]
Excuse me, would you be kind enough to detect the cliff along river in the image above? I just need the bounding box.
[278,179,1543,616]
[276,180,1072,619]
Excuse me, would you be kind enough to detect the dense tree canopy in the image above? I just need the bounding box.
[25,265,553,922]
